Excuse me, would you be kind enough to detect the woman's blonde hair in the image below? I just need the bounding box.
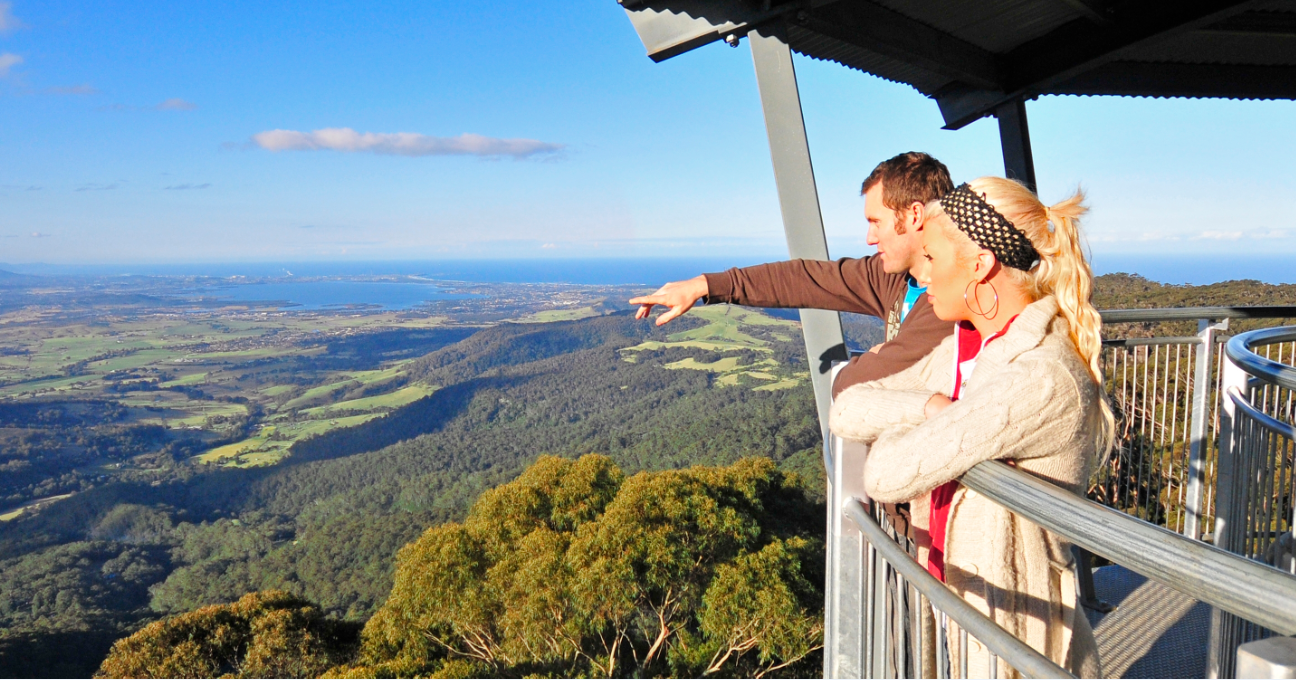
[930,177,1114,455]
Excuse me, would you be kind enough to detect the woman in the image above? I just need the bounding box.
[829,177,1113,677]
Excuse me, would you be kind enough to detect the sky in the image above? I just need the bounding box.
[2,0,1295,266]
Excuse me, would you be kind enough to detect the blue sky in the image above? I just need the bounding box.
[2,0,1295,266]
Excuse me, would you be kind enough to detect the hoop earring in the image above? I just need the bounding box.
[963,279,1000,319]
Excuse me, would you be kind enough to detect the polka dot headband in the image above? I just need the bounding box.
[939,183,1040,271]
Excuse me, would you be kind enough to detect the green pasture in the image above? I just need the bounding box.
[159,372,209,387]
[753,376,805,391]
[91,349,183,373]
[302,384,435,416]
[621,306,797,360]
[278,364,411,410]
[509,306,601,324]
[662,352,795,391]
[664,356,744,372]
[194,413,384,467]
[281,379,360,410]
[0,375,98,398]
[0,493,75,522]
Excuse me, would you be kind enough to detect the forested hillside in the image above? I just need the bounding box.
[98,455,824,678]
[7,273,1296,678]
[0,309,823,677]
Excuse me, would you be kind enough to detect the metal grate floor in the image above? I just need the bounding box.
[1084,565,1212,679]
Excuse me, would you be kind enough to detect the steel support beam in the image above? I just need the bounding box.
[995,99,1037,193]
[1185,319,1227,540]
[748,22,847,440]
[1208,353,1252,679]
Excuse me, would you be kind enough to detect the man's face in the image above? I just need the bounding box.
[864,182,922,277]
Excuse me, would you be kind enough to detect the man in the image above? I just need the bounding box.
[630,151,955,397]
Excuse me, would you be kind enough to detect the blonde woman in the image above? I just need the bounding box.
[829,178,1113,677]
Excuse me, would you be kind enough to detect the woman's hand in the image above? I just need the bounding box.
[629,275,709,326]
[925,393,953,419]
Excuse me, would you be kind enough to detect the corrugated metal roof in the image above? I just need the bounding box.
[1124,31,1296,66]
[873,0,1086,53]
[785,24,954,96]
[621,0,1296,127]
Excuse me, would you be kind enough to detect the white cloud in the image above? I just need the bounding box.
[1193,230,1244,241]
[0,3,24,34]
[250,128,564,159]
[0,52,22,78]
[164,183,210,190]
[156,98,196,111]
[46,84,98,95]
[75,182,119,192]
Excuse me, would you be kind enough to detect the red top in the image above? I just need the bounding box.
[927,316,1018,582]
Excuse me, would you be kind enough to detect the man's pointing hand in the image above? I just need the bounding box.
[629,275,709,326]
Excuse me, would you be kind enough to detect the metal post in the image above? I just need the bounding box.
[748,21,847,442]
[994,99,1037,193]
[1187,319,1227,539]
[825,363,869,678]
[1210,353,1252,678]
[1236,636,1296,679]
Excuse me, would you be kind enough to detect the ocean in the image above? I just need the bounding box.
[192,280,478,311]
[5,254,1293,286]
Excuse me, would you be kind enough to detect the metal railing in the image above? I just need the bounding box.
[823,308,1296,679]
[1096,307,1296,540]
[1208,326,1296,677]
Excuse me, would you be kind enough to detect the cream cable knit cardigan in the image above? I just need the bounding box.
[829,296,1102,678]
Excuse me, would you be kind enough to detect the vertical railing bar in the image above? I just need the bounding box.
[1246,399,1261,560]
[1120,347,1132,514]
[936,610,948,680]
[1266,420,1283,561]
[911,584,921,680]
[1166,344,1176,525]
[1161,344,1171,525]
[960,628,968,680]
[990,650,999,679]
[865,541,876,679]
[1187,323,1215,538]
[895,571,906,680]
[1209,340,1227,530]
[873,551,887,679]
[1139,345,1153,521]
[856,524,867,676]
[1259,420,1276,564]
[1251,398,1266,560]
[1173,343,1186,532]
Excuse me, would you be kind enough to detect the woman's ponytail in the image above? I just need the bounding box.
[964,178,1115,457]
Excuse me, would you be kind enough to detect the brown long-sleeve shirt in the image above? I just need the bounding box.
[703,257,953,396]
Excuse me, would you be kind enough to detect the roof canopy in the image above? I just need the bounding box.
[620,0,1296,128]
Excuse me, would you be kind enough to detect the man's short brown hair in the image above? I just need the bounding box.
[860,152,954,234]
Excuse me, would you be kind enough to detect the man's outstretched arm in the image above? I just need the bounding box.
[630,258,900,326]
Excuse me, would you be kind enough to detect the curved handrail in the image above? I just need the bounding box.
[1225,326,1296,392]
[1228,387,1296,439]
[842,498,1073,679]
[960,461,1296,637]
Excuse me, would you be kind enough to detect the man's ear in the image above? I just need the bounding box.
[908,202,925,231]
